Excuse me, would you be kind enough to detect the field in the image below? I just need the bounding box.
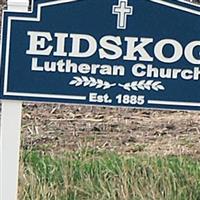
[0,0,200,200]
[16,104,200,199]
[18,150,200,200]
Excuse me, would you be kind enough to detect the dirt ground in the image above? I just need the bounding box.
[1,1,200,157]
[20,104,200,157]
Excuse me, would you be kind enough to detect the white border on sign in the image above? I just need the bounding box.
[148,100,200,107]
[3,0,200,107]
[177,0,200,8]
[150,0,200,15]
[3,0,87,101]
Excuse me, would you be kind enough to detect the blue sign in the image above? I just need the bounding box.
[1,0,200,110]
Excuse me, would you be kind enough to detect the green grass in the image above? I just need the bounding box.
[18,150,200,200]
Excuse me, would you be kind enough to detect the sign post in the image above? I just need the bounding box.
[0,101,22,200]
[0,2,29,200]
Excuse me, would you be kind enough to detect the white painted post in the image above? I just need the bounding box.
[0,101,22,200]
[0,1,29,200]
[7,0,29,12]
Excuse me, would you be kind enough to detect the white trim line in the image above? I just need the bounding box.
[4,92,87,100]
[177,0,200,8]
[148,100,200,107]
[150,0,200,16]
[0,10,5,68]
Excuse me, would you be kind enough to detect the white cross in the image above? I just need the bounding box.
[112,0,133,30]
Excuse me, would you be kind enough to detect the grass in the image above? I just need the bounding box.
[18,150,200,200]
